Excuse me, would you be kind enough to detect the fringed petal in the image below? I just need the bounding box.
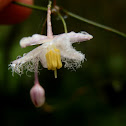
[9,45,47,75]
[53,33,85,69]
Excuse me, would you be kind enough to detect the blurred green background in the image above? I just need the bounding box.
[0,0,126,126]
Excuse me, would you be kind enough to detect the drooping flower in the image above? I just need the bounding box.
[9,1,93,78]
[9,1,93,107]
[9,31,93,77]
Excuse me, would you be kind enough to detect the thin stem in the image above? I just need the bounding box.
[34,62,39,84]
[12,1,126,38]
[63,9,126,38]
[34,71,39,85]
[12,1,47,11]
[47,1,53,38]
[57,12,68,33]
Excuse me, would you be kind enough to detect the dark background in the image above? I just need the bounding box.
[0,0,126,125]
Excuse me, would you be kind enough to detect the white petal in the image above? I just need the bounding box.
[54,31,93,43]
[20,34,52,48]
[12,45,43,64]
[9,45,47,75]
[53,33,86,69]
[53,34,85,61]
[68,31,93,43]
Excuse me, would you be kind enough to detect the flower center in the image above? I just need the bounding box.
[46,46,62,78]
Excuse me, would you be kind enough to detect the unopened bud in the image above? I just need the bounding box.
[30,83,45,107]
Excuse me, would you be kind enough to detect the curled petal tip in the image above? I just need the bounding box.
[88,34,93,40]
[20,38,27,48]
[80,31,93,40]
[66,31,93,43]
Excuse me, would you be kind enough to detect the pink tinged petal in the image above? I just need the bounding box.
[54,31,93,44]
[30,83,45,107]
[53,35,86,69]
[20,34,52,48]
[67,31,93,43]
[61,47,85,61]
[9,45,47,75]
[12,45,44,64]
[53,35,85,61]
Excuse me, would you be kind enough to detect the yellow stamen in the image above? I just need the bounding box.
[46,48,62,78]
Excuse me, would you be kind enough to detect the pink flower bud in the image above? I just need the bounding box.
[30,83,45,107]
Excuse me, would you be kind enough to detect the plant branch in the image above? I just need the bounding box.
[12,1,47,11]
[63,9,126,38]
[12,1,126,38]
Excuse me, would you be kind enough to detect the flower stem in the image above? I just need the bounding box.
[63,9,126,38]
[34,71,39,85]
[47,1,53,38]
[12,1,126,38]
[57,12,68,33]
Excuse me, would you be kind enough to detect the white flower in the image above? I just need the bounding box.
[9,1,93,78]
[9,31,93,76]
